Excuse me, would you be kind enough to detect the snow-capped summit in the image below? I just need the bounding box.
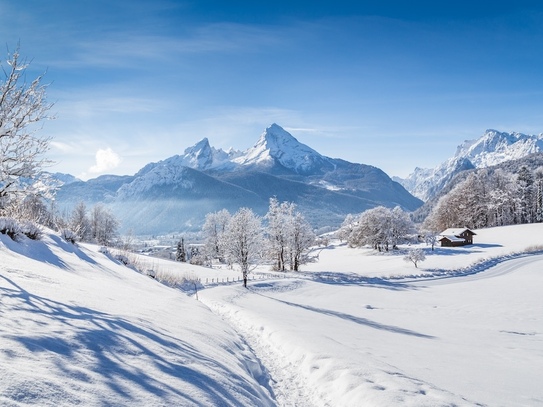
[233,123,334,174]
[56,122,422,234]
[181,138,214,169]
[180,138,240,170]
[454,129,543,168]
[397,129,543,201]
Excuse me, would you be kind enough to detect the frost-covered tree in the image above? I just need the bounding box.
[0,46,54,208]
[346,206,413,251]
[221,207,264,287]
[389,206,415,249]
[265,198,316,271]
[288,211,316,271]
[423,172,489,231]
[421,231,438,251]
[202,209,231,263]
[265,197,293,271]
[423,166,543,230]
[90,204,119,246]
[70,201,90,241]
[337,213,356,242]
[516,166,534,224]
[403,248,426,268]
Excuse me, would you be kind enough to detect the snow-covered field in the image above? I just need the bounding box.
[1,223,542,406]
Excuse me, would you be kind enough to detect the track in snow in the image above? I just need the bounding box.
[202,289,326,407]
[409,254,543,286]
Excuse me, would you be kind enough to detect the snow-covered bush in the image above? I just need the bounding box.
[153,270,204,292]
[0,217,42,240]
[115,254,130,265]
[19,221,43,240]
[0,217,21,240]
[61,228,79,244]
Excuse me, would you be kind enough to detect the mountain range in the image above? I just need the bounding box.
[54,124,422,235]
[395,129,543,201]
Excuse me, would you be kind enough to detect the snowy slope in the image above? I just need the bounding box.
[1,224,543,406]
[200,223,543,407]
[0,232,274,406]
[397,129,543,201]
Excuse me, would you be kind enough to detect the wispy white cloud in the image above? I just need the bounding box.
[48,22,286,70]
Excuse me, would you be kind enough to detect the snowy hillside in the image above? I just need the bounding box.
[0,232,274,406]
[397,129,543,201]
[1,223,542,406]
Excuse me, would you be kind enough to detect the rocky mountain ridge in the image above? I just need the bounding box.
[396,129,543,201]
[55,124,422,234]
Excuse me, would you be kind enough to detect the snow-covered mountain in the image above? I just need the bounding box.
[396,129,543,201]
[55,124,422,234]
[232,123,336,174]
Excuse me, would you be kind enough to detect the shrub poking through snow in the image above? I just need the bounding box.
[61,228,79,244]
[0,217,42,240]
[0,217,21,240]
[20,221,43,240]
[115,254,130,265]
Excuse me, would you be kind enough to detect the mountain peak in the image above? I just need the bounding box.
[400,128,543,201]
[234,123,333,174]
[181,138,214,170]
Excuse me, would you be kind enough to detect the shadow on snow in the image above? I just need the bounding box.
[0,273,264,406]
[251,288,436,340]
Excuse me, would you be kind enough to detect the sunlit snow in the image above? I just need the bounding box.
[1,223,542,406]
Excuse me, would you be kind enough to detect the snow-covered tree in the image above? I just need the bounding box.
[90,204,119,246]
[202,209,231,263]
[534,168,543,223]
[346,206,414,251]
[424,166,543,230]
[516,166,534,224]
[337,213,356,243]
[0,46,54,208]
[389,206,415,249]
[423,172,489,231]
[288,211,316,271]
[421,231,438,251]
[403,248,426,268]
[265,197,293,271]
[221,207,264,287]
[70,201,90,241]
[265,198,316,271]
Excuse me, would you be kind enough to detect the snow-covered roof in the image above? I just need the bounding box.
[440,228,476,236]
[439,235,466,242]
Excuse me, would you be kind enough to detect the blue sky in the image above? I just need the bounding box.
[2,1,543,180]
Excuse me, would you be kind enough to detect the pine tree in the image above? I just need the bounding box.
[176,238,187,262]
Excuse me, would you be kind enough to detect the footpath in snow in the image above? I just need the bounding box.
[199,225,543,407]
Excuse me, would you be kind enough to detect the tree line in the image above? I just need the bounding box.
[179,197,316,287]
[423,166,543,232]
